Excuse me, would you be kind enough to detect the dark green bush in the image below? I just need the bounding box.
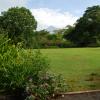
[39,40,76,48]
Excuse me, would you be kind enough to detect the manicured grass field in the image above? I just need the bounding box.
[41,48,100,91]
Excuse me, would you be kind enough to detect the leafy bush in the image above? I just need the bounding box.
[0,35,67,99]
[0,35,49,95]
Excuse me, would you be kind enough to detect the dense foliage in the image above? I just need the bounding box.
[0,35,67,99]
[34,29,75,48]
[64,5,100,47]
[0,34,48,94]
[0,6,100,48]
[0,7,37,48]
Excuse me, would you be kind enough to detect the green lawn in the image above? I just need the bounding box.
[41,48,100,91]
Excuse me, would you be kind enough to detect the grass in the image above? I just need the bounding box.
[41,48,100,91]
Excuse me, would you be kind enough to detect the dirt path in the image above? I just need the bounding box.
[53,90,100,100]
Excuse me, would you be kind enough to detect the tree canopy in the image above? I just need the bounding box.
[64,5,100,46]
[0,7,37,48]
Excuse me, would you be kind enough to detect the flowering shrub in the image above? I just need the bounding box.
[25,73,67,100]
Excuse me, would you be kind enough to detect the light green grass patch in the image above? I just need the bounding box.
[41,48,100,91]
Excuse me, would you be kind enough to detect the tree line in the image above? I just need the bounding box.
[0,5,100,48]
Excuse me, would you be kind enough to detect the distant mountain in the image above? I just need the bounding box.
[46,26,58,32]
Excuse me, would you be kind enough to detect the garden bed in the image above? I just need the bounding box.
[0,90,100,100]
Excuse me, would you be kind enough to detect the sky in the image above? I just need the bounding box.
[0,0,100,30]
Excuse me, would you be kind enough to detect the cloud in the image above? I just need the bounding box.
[0,0,29,12]
[0,0,78,30]
[31,8,78,30]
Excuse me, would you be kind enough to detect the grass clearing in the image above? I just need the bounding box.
[41,48,100,91]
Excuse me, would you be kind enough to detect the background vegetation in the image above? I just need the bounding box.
[1,5,100,48]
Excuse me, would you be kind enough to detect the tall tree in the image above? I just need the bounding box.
[64,5,100,46]
[0,7,37,48]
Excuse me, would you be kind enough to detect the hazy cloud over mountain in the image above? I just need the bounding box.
[31,8,78,30]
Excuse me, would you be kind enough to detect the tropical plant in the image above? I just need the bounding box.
[0,35,49,98]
